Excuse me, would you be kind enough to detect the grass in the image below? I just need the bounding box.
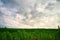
[0,28,60,40]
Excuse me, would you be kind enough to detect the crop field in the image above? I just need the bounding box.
[0,28,60,40]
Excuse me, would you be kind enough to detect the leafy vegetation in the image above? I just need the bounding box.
[0,28,60,40]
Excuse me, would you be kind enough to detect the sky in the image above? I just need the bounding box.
[0,0,60,28]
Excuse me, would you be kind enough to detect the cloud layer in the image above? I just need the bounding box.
[0,0,60,28]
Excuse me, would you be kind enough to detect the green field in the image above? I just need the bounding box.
[0,28,60,40]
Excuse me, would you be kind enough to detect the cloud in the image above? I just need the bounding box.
[0,0,60,28]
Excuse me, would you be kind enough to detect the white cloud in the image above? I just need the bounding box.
[0,0,60,28]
